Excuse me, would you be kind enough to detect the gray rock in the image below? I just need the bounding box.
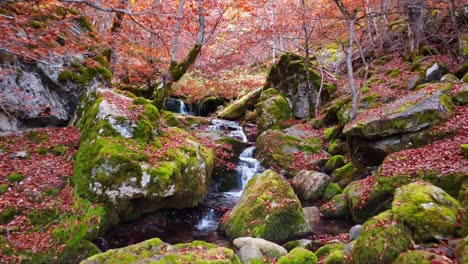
[292,170,331,201]
[238,245,264,264]
[425,62,448,82]
[233,237,287,259]
[303,206,321,225]
[343,241,356,255]
[349,225,363,241]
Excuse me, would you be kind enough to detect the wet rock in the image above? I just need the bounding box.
[80,238,241,264]
[348,225,362,241]
[392,181,460,242]
[292,171,330,201]
[233,237,287,259]
[222,170,310,243]
[237,245,264,264]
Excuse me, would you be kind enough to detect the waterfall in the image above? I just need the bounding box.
[207,119,248,142]
[195,208,217,231]
[179,99,188,115]
[236,146,262,191]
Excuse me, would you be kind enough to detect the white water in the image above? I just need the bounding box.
[236,146,262,192]
[195,208,218,231]
[206,119,248,142]
[178,99,188,115]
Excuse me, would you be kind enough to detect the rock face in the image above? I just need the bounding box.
[256,129,328,176]
[256,88,292,133]
[265,53,329,118]
[0,55,89,131]
[218,88,262,120]
[352,210,412,264]
[80,238,240,264]
[292,170,330,201]
[221,170,311,243]
[344,84,453,167]
[73,86,214,221]
[392,181,460,242]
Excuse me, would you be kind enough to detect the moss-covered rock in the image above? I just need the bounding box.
[393,250,453,264]
[458,182,468,237]
[265,52,329,118]
[315,241,346,264]
[319,194,349,219]
[256,88,292,134]
[331,163,359,188]
[218,88,262,120]
[7,172,23,182]
[322,183,342,202]
[324,155,346,174]
[73,86,214,222]
[352,210,412,264]
[221,170,311,243]
[80,238,241,264]
[0,183,8,195]
[256,129,327,176]
[454,236,468,264]
[277,248,317,264]
[327,139,345,155]
[392,181,460,242]
[344,84,453,139]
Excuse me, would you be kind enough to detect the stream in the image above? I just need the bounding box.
[95,99,352,251]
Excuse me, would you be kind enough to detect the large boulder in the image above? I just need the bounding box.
[218,88,262,120]
[265,53,330,118]
[221,170,311,243]
[344,83,454,167]
[256,88,292,133]
[256,129,328,176]
[291,170,330,201]
[392,181,461,242]
[73,87,214,222]
[80,238,240,264]
[352,210,412,264]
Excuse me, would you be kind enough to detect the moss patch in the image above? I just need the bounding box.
[277,248,317,264]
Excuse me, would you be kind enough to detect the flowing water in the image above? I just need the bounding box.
[96,100,352,251]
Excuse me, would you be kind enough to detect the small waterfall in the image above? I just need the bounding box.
[195,208,218,232]
[207,119,247,142]
[236,146,262,190]
[179,100,188,115]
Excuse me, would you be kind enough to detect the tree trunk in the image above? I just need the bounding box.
[171,0,185,62]
[403,0,426,53]
[347,19,358,120]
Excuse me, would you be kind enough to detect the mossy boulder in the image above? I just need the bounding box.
[218,88,262,120]
[265,52,329,118]
[73,86,214,222]
[322,183,342,201]
[256,88,292,134]
[393,250,453,264]
[277,248,317,264]
[331,163,359,188]
[291,170,330,201]
[344,84,453,139]
[453,83,468,105]
[315,241,346,264]
[319,194,349,219]
[352,210,412,264]
[221,170,311,243]
[80,238,241,264]
[256,130,327,177]
[324,155,346,174]
[392,181,460,242]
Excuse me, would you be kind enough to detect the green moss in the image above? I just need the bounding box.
[58,70,73,82]
[352,210,412,264]
[28,20,44,29]
[324,250,346,264]
[319,194,349,219]
[324,126,340,141]
[256,88,292,133]
[42,187,61,197]
[386,69,402,78]
[0,184,8,195]
[222,170,310,243]
[392,182,460,242]
[331,163,356,188]
[315,242,345,258]
[322,183,342,201]
[78,16,93,31]
[96,66,112,81]
[394,250,441,264]
[51,145,67,156]
[28,208,59,226]
[7,172,23,182]
[462,144,468,159]
[324,155,345,174]
[27,131,49,143]
[0,206,20,224]
[278,248,317,264]
[327,139,343,155]
[36,147,49,155]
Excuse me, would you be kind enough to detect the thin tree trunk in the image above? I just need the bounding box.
[171,0,185,62]
[447,0,462,58]
[300,0,312,118]
[347,19,358,120]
